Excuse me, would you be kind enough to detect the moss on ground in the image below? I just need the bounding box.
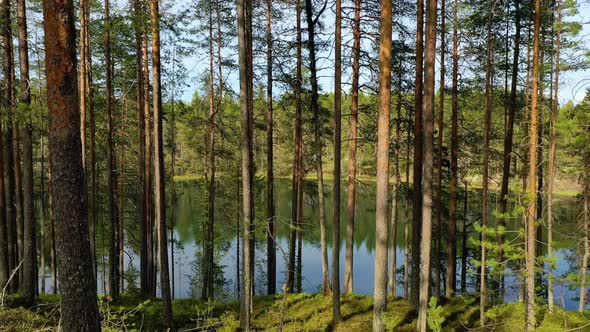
[2,292,590,331]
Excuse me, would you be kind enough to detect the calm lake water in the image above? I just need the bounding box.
[44,179,583,310]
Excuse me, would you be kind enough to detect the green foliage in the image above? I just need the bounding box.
[426,297,445,332]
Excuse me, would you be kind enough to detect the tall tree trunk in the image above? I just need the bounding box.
[461,182,468,293]
[39,132,44,294]
[498,0,521,299]
[404,106,412,299]
[345,0,361,297]
[105,0,120,298]
[332,0,342,311]
[372,0,392,330]
[581,185,590,312]
[0,118,6,288]
[2,0,17,293]
[16,0,35,305]
[526,0,541,327]
[304,0,331,300]
[446,0,459,297]
[150,0,173,326]
[204,0,216,301]
[42,0,100,327]
[237,0,254,327]
[480,2,494,325]
[265,0,276,296]
[119,109,126,293]
[288,0,302,294]
[389,64,402,298]
[417,0,436,329]
[133,0,146,296]
[143,26,155,297]
[411,0,425,310]
[434,0,445,299]
[547,0,562,311]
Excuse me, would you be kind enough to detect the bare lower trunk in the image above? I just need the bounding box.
[445,0,459,297]
[265,0,276,296]
[237,0,254,328]
[547,0,562,311]
[581,188,590,312]
[288,0,302,294]
[526,0,541,327]
[434,0,445,299]
[42,0,100,327]
[411,0,425,310]
[389,65,402,298]
[480,3,494,325]
[345,0,361,296]
[417,0,436,329]
[16,0,35,304]
[372,0,392,330]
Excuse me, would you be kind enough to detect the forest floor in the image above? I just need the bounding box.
[2,292,590,331]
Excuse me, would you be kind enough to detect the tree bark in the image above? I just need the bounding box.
[526,0,541,327]
[498,0,521,299]
[265,0,276,296]
[547,0,562,311]
[16,0,35,305]
[204,0,216,301]
[2,0,17,293]
[42,0,100,327]
[304,0,331,300]
[411,0,425,310]
[133,0,147,296]
[150,0,173,326]
[288,0,302,294]
[105,0,120,298]
[373,0,392,330]
[445,0,459,298]
[332,0,342,311]
[389,64,402,298]
[417,0,436,329]
[345,0,361,296]
[480,2,494,325]
[237,0,254,328]
[581,184,590,312]
[434,0,445,299]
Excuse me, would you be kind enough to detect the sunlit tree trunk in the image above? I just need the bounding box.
[417,0,436,330]
[372,0,392,330]
[411,0,425,310]
[150,0,173,326]
[526,0,541,327]
[42,0,100,327]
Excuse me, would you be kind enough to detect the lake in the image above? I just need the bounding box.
[43,178,583,310]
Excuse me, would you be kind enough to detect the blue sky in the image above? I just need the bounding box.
[175,1,590,105]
